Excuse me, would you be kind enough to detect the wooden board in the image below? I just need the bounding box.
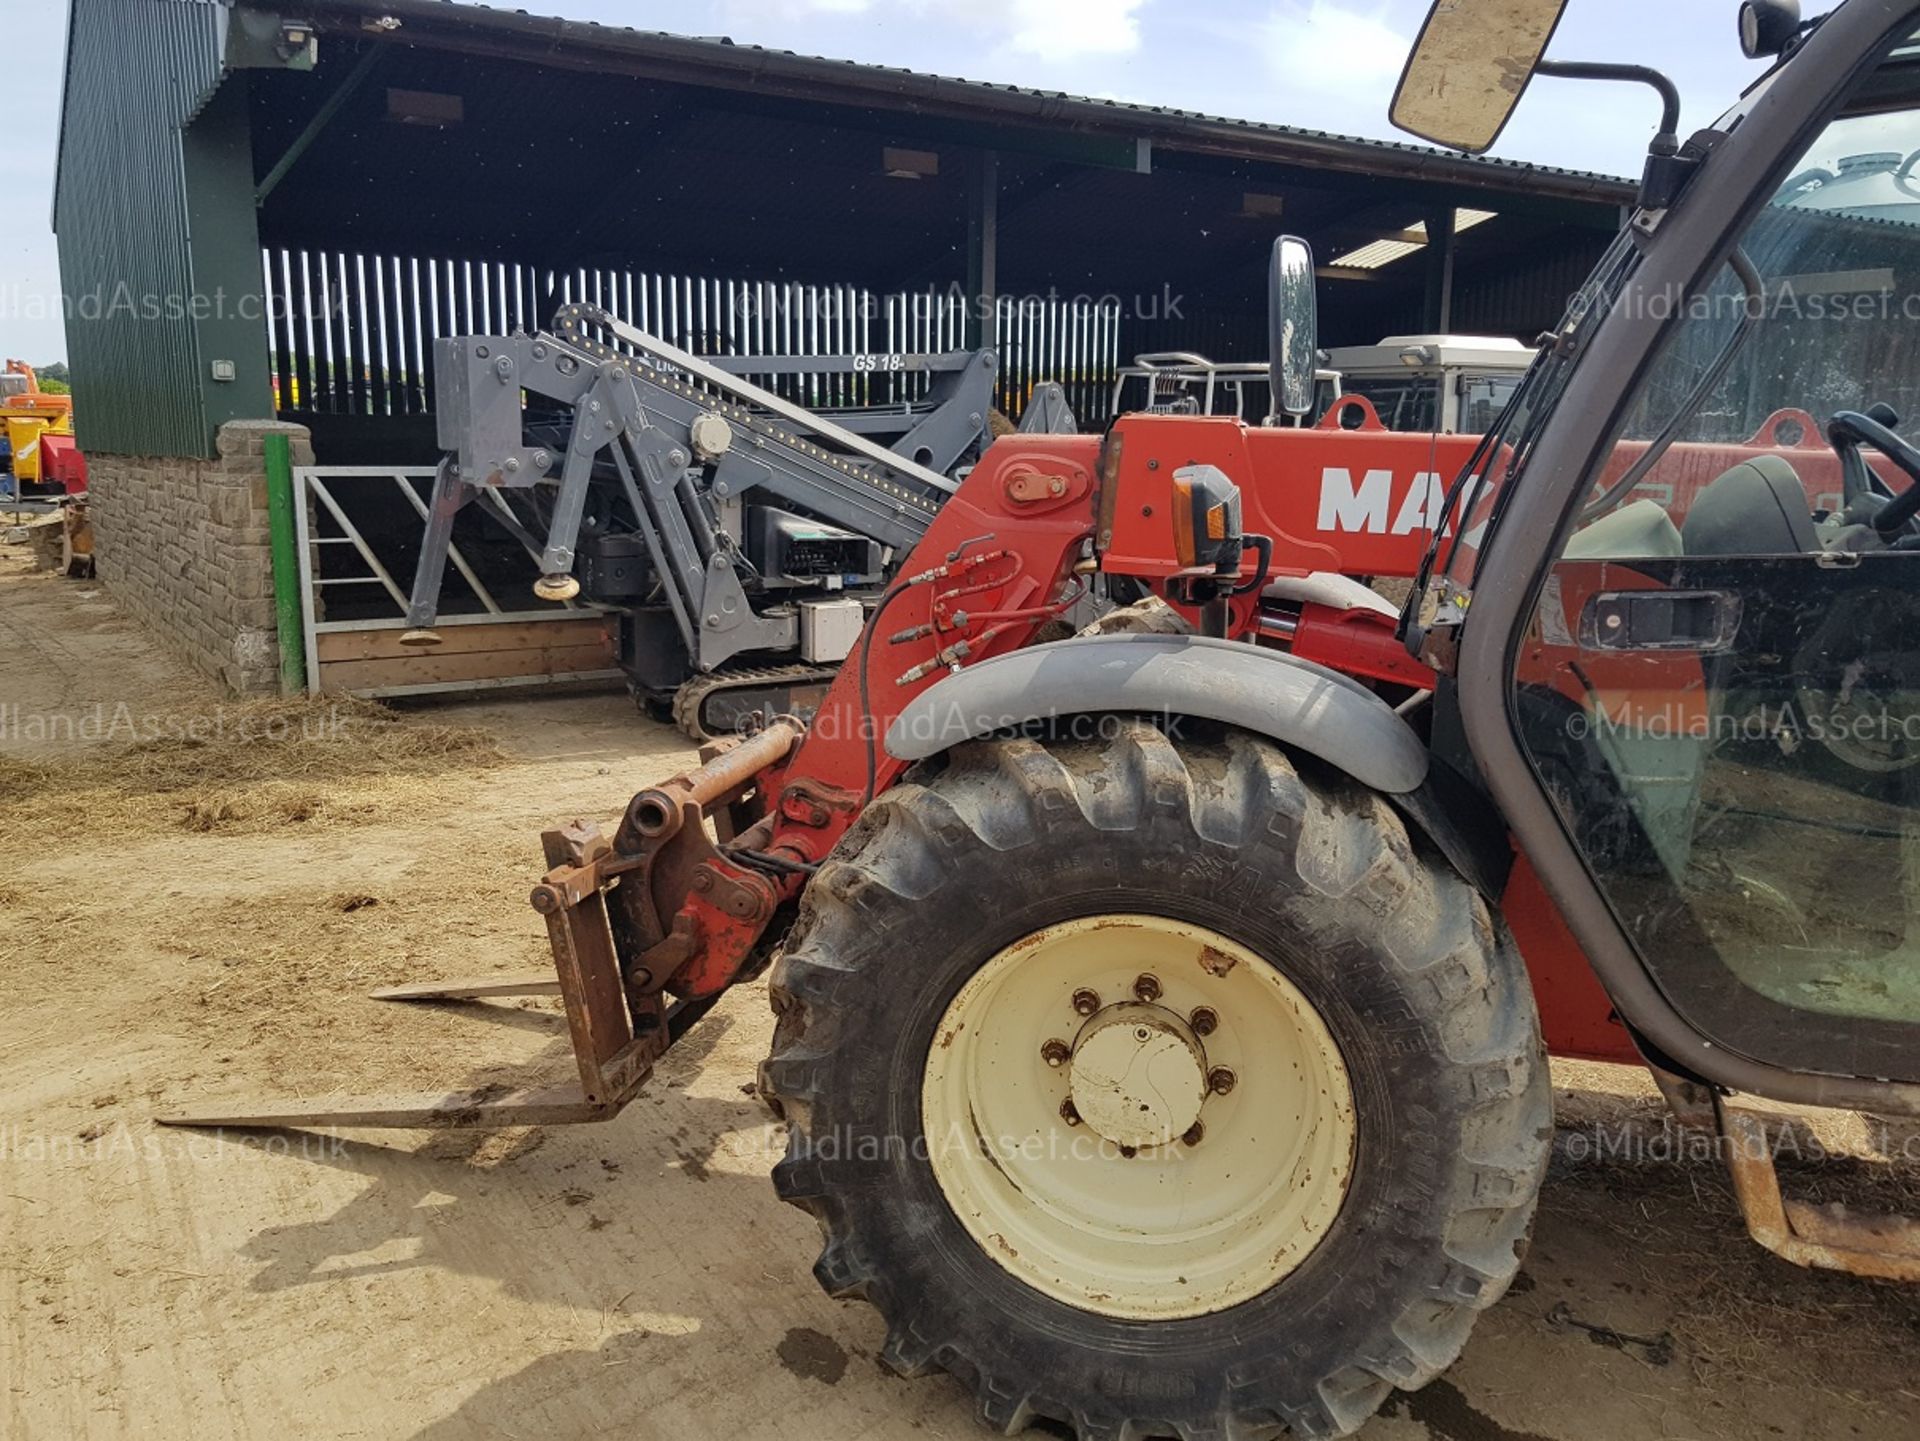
[314,616,614,663]
[314,616,618,693]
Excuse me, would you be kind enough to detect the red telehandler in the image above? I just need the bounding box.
[172,1,1920,1434]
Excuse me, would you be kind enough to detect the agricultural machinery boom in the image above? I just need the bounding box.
[401,303,1074,735]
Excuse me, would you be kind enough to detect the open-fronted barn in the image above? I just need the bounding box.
[53,0,1630,690]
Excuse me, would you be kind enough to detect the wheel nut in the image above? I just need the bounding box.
[1182,1121,1205,1146]
[1208,1066,1237,1095]
[1133,973,1162,1003]
[1071,988,1101,1017]
[1041,1039,1071,1068]
[1060,1098,1082,1126]
[1190,1007,1218,1037]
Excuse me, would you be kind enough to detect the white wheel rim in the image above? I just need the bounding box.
[921,914,1356,1320]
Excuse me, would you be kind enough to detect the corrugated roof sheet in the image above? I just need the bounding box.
[286,0,1635,203]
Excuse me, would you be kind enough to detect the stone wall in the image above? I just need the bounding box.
[88,420,312,695]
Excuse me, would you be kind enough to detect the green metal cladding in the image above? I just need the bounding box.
[54,0,274,457]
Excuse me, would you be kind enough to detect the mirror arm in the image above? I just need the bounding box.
[1535,60,1697,210]
[1534,60,1681,137]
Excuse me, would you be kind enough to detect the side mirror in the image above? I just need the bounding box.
[1391,0,1570,154]
[1268,236,1318,420]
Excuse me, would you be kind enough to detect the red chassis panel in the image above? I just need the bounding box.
[1122,404,1868,587]
[1503,855,1643,1064]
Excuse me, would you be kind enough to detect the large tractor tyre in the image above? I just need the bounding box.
[761,722,1550,1440]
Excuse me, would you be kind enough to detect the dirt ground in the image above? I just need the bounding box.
[2,541,1918,1441]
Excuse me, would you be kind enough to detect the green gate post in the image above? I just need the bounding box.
[263,432,308,695]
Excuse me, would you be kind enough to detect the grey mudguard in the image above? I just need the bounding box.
[885,633,1430,795]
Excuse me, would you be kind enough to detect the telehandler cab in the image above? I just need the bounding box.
[171,0,1920,1434]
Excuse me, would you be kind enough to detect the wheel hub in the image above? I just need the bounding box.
[1067,1003,1207,1149]
[921,914,1357,1320]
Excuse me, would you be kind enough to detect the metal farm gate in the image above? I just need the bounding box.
[293,465,620,699]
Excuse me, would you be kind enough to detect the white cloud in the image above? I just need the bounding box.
[1259,1,1412,96]
[717,0,1148,61]
[718,0,886,19]
[996,0,1148,59]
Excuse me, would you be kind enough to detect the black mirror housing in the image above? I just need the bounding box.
[1740,0,1802,58]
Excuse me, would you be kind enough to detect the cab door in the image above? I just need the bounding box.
[1510,97,1920,1084]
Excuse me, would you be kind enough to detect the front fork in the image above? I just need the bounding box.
[153,721,822,1132]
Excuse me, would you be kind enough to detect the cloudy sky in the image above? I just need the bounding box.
[6,0,1804,362]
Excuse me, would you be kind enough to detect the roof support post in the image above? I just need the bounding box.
[1423,206,1457,334]
[966,148,999,351]
[183,78,276,443]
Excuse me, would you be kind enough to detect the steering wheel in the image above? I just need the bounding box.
[1826,406,1920,541]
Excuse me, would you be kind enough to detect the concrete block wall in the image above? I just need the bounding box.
[88,420,312,695]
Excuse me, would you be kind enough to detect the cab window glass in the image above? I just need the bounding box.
[1342,375,1441,431]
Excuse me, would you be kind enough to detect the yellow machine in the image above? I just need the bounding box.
[4,414,70,486]
[1,361,74,489]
